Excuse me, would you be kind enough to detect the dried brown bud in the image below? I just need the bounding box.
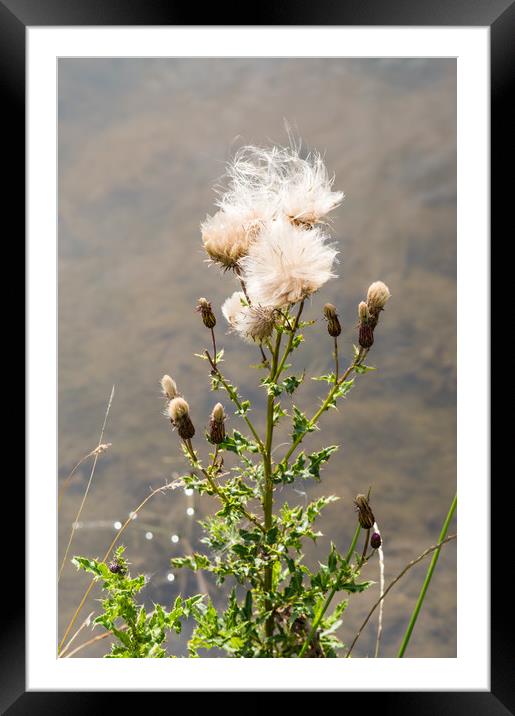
[168,397,195,440]
[358,301,374,348]
[209,402,226,444]
[160,374,178,400]
[358,323,375,349]
[323,303,341,337]
[354,494,376,530]
[177,416,195,440]
[197,297,217,329]
[367,281,391,316]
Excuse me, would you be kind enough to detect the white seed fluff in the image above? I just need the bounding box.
[221,291,248,327]
[160,374,178,400]
[216,143,343,226]
[221,290,275,343]
[277,150,344,225]
[239,218,338,308]
[367,281,391,314]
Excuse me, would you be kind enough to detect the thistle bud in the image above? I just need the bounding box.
[197,297,216,329]
[358,323,375,349]
[323,303,341,337]
[108,559,125,575]
[370,531,382,549]
[209,402,226,444]
[160,374,178,400]
[354,494,376,530]
[358,301,374,348]
[168,397,195,440]
[358,301,370,323]
[366,281,391,316]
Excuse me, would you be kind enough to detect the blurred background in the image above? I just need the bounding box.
[58,58,456,658]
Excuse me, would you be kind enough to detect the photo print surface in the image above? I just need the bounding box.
[58,58,457,658]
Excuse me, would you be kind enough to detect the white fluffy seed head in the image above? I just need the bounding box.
[215,145,285,217]
[278,151,344,225]
[210,142,343,231]
[235,305,276,343]
[161,374,178,400]
[221,290,276,343]
[201,209,263,269]
[167,397,190,423]
[367,281,391,314]
[239,218,338,308]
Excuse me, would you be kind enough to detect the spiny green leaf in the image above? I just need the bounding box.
[354,363,376,374]
[283,374,304,395]
[218,430,259,455]
[312,373,337,383]
[235,400,251,416]
[291,405,316,441]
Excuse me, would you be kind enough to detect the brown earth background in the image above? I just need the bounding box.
[58,58,457,658]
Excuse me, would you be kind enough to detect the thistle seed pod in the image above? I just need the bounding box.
[358,323,375,349]
[240,305,276,343]
[197,297,217,329]
[323,303,342,337]
[160,374,178,400]
[366,281,391,316]
[201,210,262,270]
[209,402,226,444]
[370,531,382,549]
[168,397,195,440]
[354,494,376,530]
[358,301,374,348]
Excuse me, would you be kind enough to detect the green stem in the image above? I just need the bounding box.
[359,529,370,567]
[210,328,217,369]
[274,301,304,379]
[397,493,457,658]
[262,303,306,644]
[263,330,283,642]
[345,522,362,563]
[299,523,361,657]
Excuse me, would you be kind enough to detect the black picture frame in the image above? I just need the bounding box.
[7,0,505,711]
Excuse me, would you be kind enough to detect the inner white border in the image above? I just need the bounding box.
[27,27,489,691]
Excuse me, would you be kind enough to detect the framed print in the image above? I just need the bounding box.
[6,0,506,710]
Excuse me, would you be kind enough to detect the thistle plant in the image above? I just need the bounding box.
[165,141,391,657]
[69,139,456,658]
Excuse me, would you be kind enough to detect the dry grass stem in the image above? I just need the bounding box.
[59,611,95,657]
[58,480,175,655]
[58,386,115,582]
[346,534,456,657]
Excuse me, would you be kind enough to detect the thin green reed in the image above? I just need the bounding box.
[397,493,457,657]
